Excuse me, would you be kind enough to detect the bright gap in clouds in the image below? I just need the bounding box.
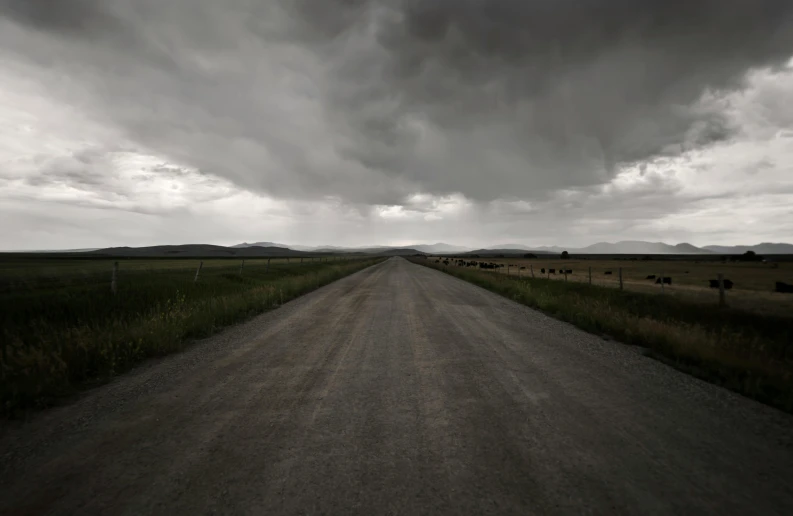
[1,2,792,250]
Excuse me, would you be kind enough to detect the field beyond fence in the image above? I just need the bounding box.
[0,255,383,415]
[428,256,793,317]
[411,256,793,414]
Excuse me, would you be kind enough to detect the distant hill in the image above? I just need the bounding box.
[530,245,566,253]
[487,244,536,251]
[462,248,554,256]
[90,244,306,258]
[232,241,283,248]
[375,248,425,256]
[702,243,793,254]
[233,241,318,252]
[234,242,469,254]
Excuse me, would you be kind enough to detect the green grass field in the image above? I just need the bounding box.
[414,257,793,413]
[0,256,383,415]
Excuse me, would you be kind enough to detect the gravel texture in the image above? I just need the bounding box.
[1,257,792,515]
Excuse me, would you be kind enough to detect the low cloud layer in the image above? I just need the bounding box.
[1,1,793,248]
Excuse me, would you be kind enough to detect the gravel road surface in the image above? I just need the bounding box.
[1,257,792,515]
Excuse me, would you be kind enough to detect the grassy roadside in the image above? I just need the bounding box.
[409,258,793,413]
[1,257,384,415]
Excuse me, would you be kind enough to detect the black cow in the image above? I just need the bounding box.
[520,266,526,270]
[708,279,734,290]
[564,269,572,274]
[775,281,793,294]
[655,277,672,285]
[548,268,556,274]
[645,275,656,280]
[541,268,546,274]
[604,271,612,275]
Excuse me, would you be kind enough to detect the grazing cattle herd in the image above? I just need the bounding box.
[430,258,792,295]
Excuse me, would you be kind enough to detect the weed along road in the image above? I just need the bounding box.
[1,258,792,514]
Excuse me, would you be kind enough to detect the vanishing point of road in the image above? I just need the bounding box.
[1,257,792,515]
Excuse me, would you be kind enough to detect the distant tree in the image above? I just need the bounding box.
[523,253,537,259]
[740,250,762,262]
[560,251,570,259]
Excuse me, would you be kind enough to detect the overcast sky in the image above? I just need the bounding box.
[2,1,793,250]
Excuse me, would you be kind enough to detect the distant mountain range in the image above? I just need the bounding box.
[233,240,793,255]
[563,241,793,255]
[7,241,793,257]
[233,241,471,255]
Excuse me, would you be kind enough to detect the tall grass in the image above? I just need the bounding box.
[0,258,383,414]
[410,258,793,413]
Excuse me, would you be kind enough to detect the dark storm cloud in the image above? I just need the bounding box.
[302,0,793,197]
[0,0,111,34]
[2,0,793,204]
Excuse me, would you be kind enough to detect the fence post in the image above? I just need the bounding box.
[239,259,245,275]
[194,261,203,283]
[531,265,535,278]
[266,258,271,273]
[507,264,510,276]
[564,269,568,282]
[660,270,664,293]
[619,267,623,290]
[718,273,726,307]
[111,261,118,295]
[588,266,592,285]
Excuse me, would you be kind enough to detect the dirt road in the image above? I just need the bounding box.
[1,257,792,515]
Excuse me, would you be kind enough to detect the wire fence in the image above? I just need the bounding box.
[0,256,359,295]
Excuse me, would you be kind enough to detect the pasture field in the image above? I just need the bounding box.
[430,257,793,317]
[415,257,793,413]
[0,255,383,414]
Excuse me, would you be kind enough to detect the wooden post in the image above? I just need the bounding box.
[266,258,271,273]
[588,266,592,285]
[239,259,245,275]
[718,273,726,307]
[564,269,568,282]
[530,265,535,278]
[507,265,510,276]
[194,261,203,283]
[518,267,521,278]
[660,270,664,293]
[619,267,623,290]
[300,257,304,266]
[111,261,118,295]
